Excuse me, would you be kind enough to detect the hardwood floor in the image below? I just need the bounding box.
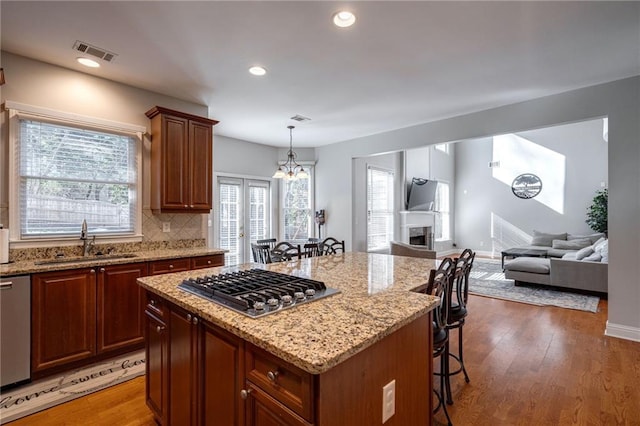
[9,297,639,425]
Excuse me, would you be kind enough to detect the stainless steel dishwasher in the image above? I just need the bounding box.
[0,275,31,388]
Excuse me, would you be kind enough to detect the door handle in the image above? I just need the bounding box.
[0,283,13,290]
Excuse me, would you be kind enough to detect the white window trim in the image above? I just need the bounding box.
[6,101,145,248]
[278,163,315,241]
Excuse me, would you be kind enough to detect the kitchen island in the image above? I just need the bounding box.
[137,252,440,426]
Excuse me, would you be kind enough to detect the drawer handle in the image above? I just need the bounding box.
[240,389,252,400]
[156,325,165,333]
[0,283,13,290]
[267,370,279,382]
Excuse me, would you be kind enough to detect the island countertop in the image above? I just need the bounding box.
[137,252,439,374]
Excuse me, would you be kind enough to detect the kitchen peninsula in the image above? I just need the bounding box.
[137,252,439,426]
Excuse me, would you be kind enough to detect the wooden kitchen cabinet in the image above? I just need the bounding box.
[146,106,219,213]
[145,304,168,425]
[97,262,148,353]
[245,382,312,426]
[32,268,97,373]
[191,254,224,270]
[32,263,147,376]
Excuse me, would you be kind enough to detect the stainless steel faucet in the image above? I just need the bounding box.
[80,219,95,257]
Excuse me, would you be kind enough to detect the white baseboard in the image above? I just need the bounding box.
[605,321,640,342]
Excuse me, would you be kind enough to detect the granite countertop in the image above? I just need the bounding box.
[0,247,226,276]
[137,252,440,375]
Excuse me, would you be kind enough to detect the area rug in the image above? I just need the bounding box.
[469,258,600,312]
[0,350,145,424]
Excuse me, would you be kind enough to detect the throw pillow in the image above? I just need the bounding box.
[583,252,603,262]
[568,233,606,244]
[599,240,609,263]
[531,230,568,247]
[593,237,608,253]
[575,246,595,260]
[551,238,592,250]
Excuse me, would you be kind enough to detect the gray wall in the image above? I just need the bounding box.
[455,119,608,255]
[315,76,640,342]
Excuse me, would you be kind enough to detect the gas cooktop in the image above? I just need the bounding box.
[178,268,340,318]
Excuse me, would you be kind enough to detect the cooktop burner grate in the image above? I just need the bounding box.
[178,269,340,318]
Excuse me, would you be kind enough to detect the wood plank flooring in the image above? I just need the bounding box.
[8,297,640,425]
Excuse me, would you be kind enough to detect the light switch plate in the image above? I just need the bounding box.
[382,379,396,423]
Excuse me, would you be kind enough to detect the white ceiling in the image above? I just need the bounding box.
[1,1,639,148]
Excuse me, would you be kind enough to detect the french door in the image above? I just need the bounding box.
[217,177,271,265]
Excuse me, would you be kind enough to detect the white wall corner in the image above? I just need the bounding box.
[605,321,640,342]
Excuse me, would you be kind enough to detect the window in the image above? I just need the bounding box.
[280,167,314,242]
[367,166,394,251]
[8,103,143,242]
[434,182,450,241]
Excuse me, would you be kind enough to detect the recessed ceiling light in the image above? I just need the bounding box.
[249,66,267,76]
[77,57,100,68]
[333,11,356,28]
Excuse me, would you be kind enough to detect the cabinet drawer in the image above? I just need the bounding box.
[148,258,191,275]
[146,291,166,319]
[191,254,224,270]
[246,344,314,422]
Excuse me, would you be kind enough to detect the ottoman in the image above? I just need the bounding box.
[504,257,551,285]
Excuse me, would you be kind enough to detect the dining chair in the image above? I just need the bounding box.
[301,242,323,258]
[321,237,345,255]
[251,243,272,264]
[256,238,277,251]
[271,242,301,262]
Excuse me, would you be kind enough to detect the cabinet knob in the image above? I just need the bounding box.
[240,389,252,400]
[267,370,279,382]
[187,314,192,321]
[99,268,105,273]
[150,299,156,306]
[169,264,174,269]
[184,205,188,208]
[207,260,212,265]
[190,205,194,208]
[90,269,96,274]
[156,325,165,333]
[192,317,198,325]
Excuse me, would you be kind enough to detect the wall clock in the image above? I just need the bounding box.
[511,173,542,199]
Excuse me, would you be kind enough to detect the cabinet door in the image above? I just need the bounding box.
[200,322,245,426]
[188,119,213,211]
[97,262,148,353]
[246,382,312,426]
[145,310,168,425]
[161,114,189,210]
[32,268,96,373]
[169,306,199,426]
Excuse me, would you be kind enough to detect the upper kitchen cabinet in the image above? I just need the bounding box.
[145,106,219,213]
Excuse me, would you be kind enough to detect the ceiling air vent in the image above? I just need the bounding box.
[290,114,311,122]
[73,40,118,63]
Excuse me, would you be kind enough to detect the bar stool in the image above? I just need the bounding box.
[427,257,455,426]
[445,249,475,404]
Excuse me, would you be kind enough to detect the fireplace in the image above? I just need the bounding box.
[399,211,435,250]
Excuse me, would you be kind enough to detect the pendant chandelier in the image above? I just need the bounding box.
[272,125,308,180]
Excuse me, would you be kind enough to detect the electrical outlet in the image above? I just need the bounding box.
[382,379,396,423]
[162,222,170,233]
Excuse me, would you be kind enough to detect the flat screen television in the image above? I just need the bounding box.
[407,178,438,211]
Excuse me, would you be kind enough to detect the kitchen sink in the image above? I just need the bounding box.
[34,253,138,265]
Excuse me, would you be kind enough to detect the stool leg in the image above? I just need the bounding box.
[445,339,454,405]
[459,325,470,383]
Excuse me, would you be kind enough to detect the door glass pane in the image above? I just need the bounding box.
[219,181,241,266]
[249,185,268,243]
[367,167,394,251]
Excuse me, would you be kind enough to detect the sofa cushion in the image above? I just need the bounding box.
[547,248,575,258]
[531,230,567,247]
[563,252,579,260]
[568,233,606,244]
[583,252,603,262]
[504,257,550,274]
[552,238,592,250]
[574,246,595,260]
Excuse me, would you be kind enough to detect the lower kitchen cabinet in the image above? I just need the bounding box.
[245,382,311,426]
[98,263,147,352]
[146,303,168,426]
[32,262,148,375]
[32,268,97,373]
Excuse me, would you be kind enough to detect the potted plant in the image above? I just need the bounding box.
[586,188,608,234]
